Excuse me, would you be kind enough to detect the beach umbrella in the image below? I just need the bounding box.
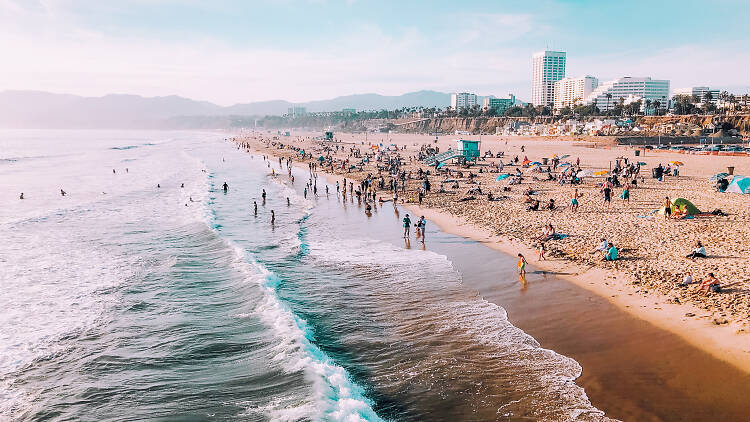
[560,154,570,159]
[594,170,609,176]
[577,169,594,178]
[559,162,571,167]
[638,162,647,166]
[496,174,510,181]
[437,162,445,169]
[670,161,685,166]
[318,156,325,161]
[531,161,542,166]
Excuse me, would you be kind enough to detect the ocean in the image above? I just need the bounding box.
[0,130,608,421]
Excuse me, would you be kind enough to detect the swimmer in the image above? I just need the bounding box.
[287,197,290,206]
[271,210,275,225]
[262,189,266,201]
[254,201,258,216]
[113,169,116,174]
[181,183,184,188]
[157,184,160,188]
[60,189,66,196]
[20,192,24,199]
[223,182,228,192]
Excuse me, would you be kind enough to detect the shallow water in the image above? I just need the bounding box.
[1,130,609,421]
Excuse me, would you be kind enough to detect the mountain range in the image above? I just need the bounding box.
[0,90,454,129]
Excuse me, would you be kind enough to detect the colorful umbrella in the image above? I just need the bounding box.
[670,161,684,166]
[594,170,609,176]
[577,169,594,178]
[559,154,570,159]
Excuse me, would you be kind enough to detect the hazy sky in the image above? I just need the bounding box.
[1,0,749,105]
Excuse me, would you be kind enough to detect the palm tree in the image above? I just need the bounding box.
[653,100,661,116]
[605,93,613,114]
[645,99,652,115]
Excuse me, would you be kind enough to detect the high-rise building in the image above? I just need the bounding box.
[287,106,307,117]
[553,76,598,110]
[672,86,719,104]
[482,94,517,115]
[450,92,478,110]
[531,51,566,107]
[585,77,670,112]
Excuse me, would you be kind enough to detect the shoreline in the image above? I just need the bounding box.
[404,202,750,373]
[237,133,750,376]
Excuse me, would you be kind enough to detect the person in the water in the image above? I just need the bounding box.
[222,182,228,192]
[60,189,66,196]
[287,197,290,206]
[262,189,266,201]
[181,183,184,188]
[271,210,275,225]
[402,213,411,238]
[254,201,258,216]
[157,184,160,188]
[19,192,24,199]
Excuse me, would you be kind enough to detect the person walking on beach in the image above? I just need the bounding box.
[402,214,412,238]
[538,243,546,261]
[517,253,527,276]
[222,182,228,192]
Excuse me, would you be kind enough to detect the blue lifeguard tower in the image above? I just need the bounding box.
[456,139,481,162]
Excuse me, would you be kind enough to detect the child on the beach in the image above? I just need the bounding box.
[517,253,527,276]
[537,243,546,261]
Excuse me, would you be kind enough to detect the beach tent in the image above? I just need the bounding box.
[710,172,729,181]
[577,169,594,178]
[496,174,510,181]
[725,175,750,194]
[657,198,701,215]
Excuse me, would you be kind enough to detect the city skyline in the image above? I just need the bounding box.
[1,0,749,105]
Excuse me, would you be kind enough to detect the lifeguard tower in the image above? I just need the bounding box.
[324,131,334,141]
[422,139,481,166]
[456,139,480,162]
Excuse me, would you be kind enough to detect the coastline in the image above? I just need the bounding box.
[237,133,750,376]
[404,202,750,374]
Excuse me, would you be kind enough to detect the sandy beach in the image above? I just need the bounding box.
[236,130,750,374]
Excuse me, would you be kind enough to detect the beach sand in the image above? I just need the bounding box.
[235,131,750,376]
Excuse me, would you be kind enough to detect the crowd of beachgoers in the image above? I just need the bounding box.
[234,132,750,330]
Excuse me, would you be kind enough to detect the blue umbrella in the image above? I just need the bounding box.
[437,162,445,169]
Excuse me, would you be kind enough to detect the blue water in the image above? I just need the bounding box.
[0,130,608,421]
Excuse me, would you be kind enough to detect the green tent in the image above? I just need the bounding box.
[657,198,701,215]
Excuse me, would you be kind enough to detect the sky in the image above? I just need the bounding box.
[1,0,749,105]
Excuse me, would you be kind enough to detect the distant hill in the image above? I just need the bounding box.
[0,90,452,129]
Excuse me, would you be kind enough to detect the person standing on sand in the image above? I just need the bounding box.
[663,196,671,220]
[570,188,581,212]
[402,213,412,238]
[517,253,527,276]
[601,182,612,210]
[538,243,546,261]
